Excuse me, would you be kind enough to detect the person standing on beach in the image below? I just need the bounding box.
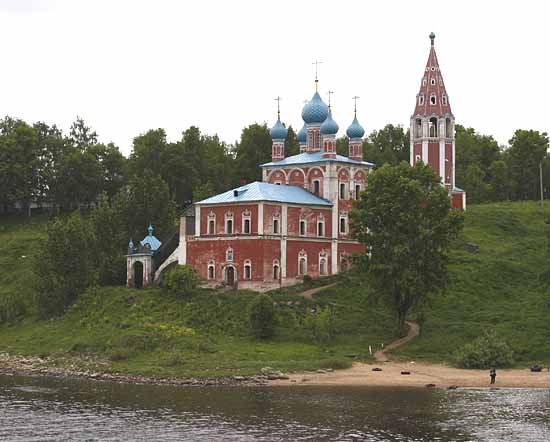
[490,368,496,385]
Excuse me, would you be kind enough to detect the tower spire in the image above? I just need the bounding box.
[429,31,435,46]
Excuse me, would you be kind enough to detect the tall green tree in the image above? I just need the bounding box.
[363,124,410,167]
[488,160,510,201]
[285,126,300,157]
[350,161,463,331]
[121,170,177,242]
[69,116,98,151]
[506,129,549,200]
[233,123,271,184]
[34,212,97,317]
[128,128,167,179]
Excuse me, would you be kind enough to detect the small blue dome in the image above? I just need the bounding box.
[297,124,307,143]
[320,110,339,135]
[302,92,329,124]
[270,117,287,140]
[346,115,365,139]
[269,118,288,140]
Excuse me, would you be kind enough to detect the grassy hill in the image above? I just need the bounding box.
[1,201,550,377]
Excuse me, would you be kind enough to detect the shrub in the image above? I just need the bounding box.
[304,306,335,343]
[455,330,514,368]
[0,294,26,324]
[303,274,313,286]
[165,265,201,295]
[248,294,276,339]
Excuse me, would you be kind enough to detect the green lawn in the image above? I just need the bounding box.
[2,201,550,377]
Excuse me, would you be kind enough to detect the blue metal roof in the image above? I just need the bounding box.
[261,152,374,168]
[302,91,329,124]
[140,224,162,251]
[270,117,288,140]
[346,115,365,139]
[320,110,339,135]
[195,181,332,207]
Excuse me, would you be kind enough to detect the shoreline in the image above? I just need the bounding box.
[268,361,550,389]
[2,353,550,390]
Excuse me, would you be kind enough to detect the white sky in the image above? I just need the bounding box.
[0,0,548,155]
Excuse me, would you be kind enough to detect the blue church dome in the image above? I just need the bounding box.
[320,110,339,135]
[270,117,288,140]
[302,92,329,124]
[346,115,365,139]
[297,124,307,143]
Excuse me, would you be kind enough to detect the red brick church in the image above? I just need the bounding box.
[127,33,465,290]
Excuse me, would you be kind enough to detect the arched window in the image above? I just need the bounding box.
[299,219,306,236]
[207,212,216,235]
[226,247,233,262]
[244,259,252,280]
[429,117,438,137]
[430,78,436,85]
[442,95,448,106]
[242,211,251,234]
[207,260,215,280]
[430,94,437,105]
[355,184,361,200]
[340,216,347,234]
[419,95,424,105]
[313,179,321,196]
[317,219,324,237]
[273,214,280,234]
[415,119,422,138]
[298,251,307,276]
[339,183,346,200]
[273,259,280,280]
[319,252,328,275]
[225,212,233,234]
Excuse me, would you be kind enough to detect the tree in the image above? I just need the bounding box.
[248,294,276,339]
[364,124,410,167]
[462,163,489,204]
[192,181,215,202]
[506,129,549,200]
[128,128,167,179]
[233,123,271,184]
[34,212,97,317]
[350,161,463,331]
[285,125,300,157]
[488,160,510,201]
[69,116,98,151]
[88,143,127,201]
[121,170,177,242]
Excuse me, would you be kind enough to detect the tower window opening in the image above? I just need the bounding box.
[446,118,453,138]
[273,218,279,234]
[415,118,422,138]
[430,95,437,105]
[431,78,436,85]
[442,95,447,106]
[429,117,438,137]
[419,95,424,105]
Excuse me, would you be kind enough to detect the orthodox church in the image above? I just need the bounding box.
[127,33,465,290]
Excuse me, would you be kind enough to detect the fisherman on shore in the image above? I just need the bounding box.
[490,368,496,385]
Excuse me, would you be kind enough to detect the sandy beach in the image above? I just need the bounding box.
[270,361,550,389]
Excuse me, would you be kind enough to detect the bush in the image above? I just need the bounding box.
[455,330,514,368]
[248,294,276,339]
[304,306,335,343]
[165,265,201,295]
[303,274,313,286]
[0,294,26,324]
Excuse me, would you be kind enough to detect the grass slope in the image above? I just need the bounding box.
[2,201,550,376]
[396,201,550,364]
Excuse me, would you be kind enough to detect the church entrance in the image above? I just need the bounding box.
[133,261,144,288]
[226,266,235,287]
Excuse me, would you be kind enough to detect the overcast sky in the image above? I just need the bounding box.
[0,0,548,155]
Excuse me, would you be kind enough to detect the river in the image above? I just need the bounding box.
[1,374,550,441]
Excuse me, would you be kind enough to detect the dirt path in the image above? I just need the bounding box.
[297,282,339,300]
[374,321,420,362]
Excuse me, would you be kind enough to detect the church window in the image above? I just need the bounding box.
[339,183,346,200]
[298,251,307,276]
[299,219,306,236]
[439,78,443,86]
[244,259,252,280]
[242,212,251,234]
[446,118,453,138]
[340,216,347,234]
[317,220,324,237]
[430,95,437,105]
[419,95,424,105]
[273,217,279,234]
[442,95,448,106]
[273,260,280,280]
[429,117,438,137]
[319,257,327,275]
[416,154,422,163]
[430,78,436,85]
[225,212,234,234]
[313,179,321,196]
[226,247,233,262]
[207,260,215,280]
[422,78,427,86]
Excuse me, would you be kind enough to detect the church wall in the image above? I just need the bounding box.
[200,204,259,235]
[428,142,440,177]
[286,239,332,279]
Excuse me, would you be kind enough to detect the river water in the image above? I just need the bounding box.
[1,375,550,441]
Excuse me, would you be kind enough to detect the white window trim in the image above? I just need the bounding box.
[207,214,216,235]
[319,252,328,275]
[317,219,325,237]
[339,182,347,200]
[242,212,251,234]
[299,218,307,237]
[313,179,321,196]
[225,212,234,234]
[430,94,437,105]
[207,260,215,280]
[273,259,280,280]
[354,184,362,200]
[298,253,308,276]
[339,215,348,235]
[273,215,280,235]
[226,247,233,262]
[419,95,424,105]
[244,259,252,280]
